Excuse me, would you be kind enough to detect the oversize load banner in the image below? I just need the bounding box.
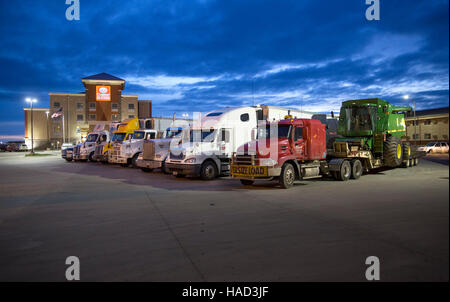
[96,86,111,101]
[231,165,268,177]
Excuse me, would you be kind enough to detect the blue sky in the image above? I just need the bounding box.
[0,0,448,139]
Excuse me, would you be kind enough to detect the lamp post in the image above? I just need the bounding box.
[26,98,37,154]
[403,95,417,146]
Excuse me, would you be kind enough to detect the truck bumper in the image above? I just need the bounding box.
[136,159,162,169]
[93,154,108,162]
[165,162,201,176]
[109,156,128,164]
[79,154,89,160]
[230,165,281,180]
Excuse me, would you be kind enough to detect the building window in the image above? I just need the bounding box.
[424,120,431,125]
[76,114,84,121]
[424,133,431,140]
[89,114,96,121]
[128,103,135,112]
[77,103,84,110]
[412,134,419,140]
[112,114,120,121]
[443,135,448,139]
[128,115,135,119]
[89,103,96,111]
[412,120,419,126]
[53,102,60,108]
[112,103,119,111]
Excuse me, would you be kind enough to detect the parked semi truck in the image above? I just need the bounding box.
[72,124,111,162]
[165,105,327,180]
[93,118,140,163]
[109,128,158,167]
[136,127,185,173]
[230,98,421,188]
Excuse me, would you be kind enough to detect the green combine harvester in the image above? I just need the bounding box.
[331,98,421,173]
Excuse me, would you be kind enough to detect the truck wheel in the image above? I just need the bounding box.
[175,174,186,178]
[131,153,139,168]
[141,168,153,172]
[88,152,95,162]
[120,163,129,167]
[351,159,362,179]
[279,163,296,188]
[200,160,218,180]
[337,160,351,181]
[240,179,254,186]
[65,158,72,162]
[162,162,170,174]
[383,136,403,167]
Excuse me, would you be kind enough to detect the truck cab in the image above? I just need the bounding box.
[231,118,327,188]
[136,127,185,173]
[109,128,157,167]
[73,124,110,162]
[107,118,142,165]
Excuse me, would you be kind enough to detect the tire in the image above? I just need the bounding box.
[65,158,72,162]
[240,179,254,186]
[120,163,129,167]
[402,158,410,168]
[175,174,186,178]
[403,142,411,160]
[351,159,362,179]
[162,162,170,174]
[141,167,153,172]
[383,136,403,167]
[88,152,94,162]
[131,153,140,168]
[337,160,351,181]
[279,163,296,189]
[200,160,218,180]
[414,157,419,166]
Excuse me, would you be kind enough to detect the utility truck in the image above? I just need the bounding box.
[93,118,140,163]
[165,105,322,180]
[136,127,185,173]
[230,98,421,188]
[73,124,111,162]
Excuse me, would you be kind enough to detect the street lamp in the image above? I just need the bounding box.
[26,98,37,154]
[403,95,417,145]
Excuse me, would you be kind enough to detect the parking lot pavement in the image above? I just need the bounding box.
[0,153,448,281]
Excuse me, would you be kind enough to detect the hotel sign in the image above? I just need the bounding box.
[96,86,111,101]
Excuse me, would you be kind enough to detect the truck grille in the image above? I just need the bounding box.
[143,141,156,160]
[233,154,255,165]
[73,146,80,157]
[113,144,121,156]
[170,151,184,161]
[94,145,103,156]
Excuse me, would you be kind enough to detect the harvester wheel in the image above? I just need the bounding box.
[383,136,403,167]
[240,179,254,186]
[413,157,419,166]
[337,160,351,181]
[279,163,296,188]
[403,142,412,160]
[351,159,362,179]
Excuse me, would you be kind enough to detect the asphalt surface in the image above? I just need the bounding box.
[0,152,448,281]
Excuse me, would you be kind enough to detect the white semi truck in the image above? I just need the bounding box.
[164,105,321,180]
[73,124,111,162]
[136,127,186,173]
[109,128,158,167]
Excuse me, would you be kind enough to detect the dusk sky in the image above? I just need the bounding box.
[0,0,448,139]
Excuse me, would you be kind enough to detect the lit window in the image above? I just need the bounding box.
[89,103,96,110]
[77,103,84,110]
[112,103,119,111]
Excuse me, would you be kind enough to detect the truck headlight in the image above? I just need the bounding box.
[185,158,196,164]
[258,158,277,166]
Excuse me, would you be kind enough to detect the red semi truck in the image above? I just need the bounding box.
[231,118,329,188]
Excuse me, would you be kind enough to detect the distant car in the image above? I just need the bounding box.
[0,144,6,152]
[417,142,449,154]
[61,143,74,150]
[6,145,13,152]
[18,144,29,152]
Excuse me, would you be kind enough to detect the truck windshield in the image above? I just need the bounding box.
[258,124,292,139]
[111,132,127,142]
[86,134,98,142]
[132,131,145,139]
[189,129,215,142]
[342,106,376,132]
[165,128,183,138]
